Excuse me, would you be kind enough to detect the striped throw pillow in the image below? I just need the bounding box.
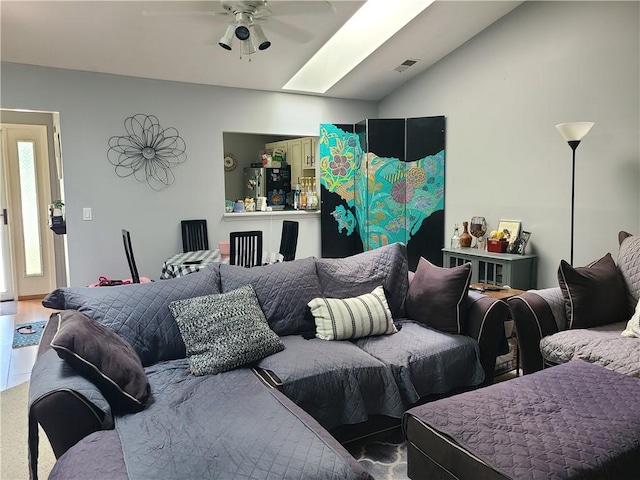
[308,286,397,341]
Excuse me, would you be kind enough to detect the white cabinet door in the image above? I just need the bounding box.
[287,138,302,184]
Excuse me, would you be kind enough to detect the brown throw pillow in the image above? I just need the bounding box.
[50,310,150,413]
[557,253,628,329]
[405,257,472,334]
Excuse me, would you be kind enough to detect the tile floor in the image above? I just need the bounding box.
[0,299,49,392]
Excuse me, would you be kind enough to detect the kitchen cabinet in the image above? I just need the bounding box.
[265,140,288,162]
[302,137,316,170]
[266,137,316,186]
[287,138,303,184]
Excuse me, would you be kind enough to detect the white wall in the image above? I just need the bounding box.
[1,63,377,286]
[379,1,640,288]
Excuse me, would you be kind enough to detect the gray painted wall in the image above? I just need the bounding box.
[2,1,638,290]
[379,1,640,288]
[1,64,376,286]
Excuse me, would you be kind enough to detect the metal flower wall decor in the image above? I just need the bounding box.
[107,114,187,190]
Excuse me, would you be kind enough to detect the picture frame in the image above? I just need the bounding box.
[509,230,531,255]
[496,220,521,245]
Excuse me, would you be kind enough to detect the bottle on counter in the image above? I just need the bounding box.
[293,180,301,210]
[460,221,473,247]
[451,224,461,248]
[300,178,307,209]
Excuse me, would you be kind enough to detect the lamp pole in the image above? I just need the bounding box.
[568,140,580,266]
[556,122,594,266]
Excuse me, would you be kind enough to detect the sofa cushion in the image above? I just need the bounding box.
[256,335,404,430]
[315,243,409,319]
[617,231,640,315]
[50,310,150,413]
[558,253,628,329]
[308,286,396,341]
[405,258,472,334]
[42,265,221,366]
[169,285,284,376]
[356,320,484,404]
[540,322,640,377]
[219,257,323,337]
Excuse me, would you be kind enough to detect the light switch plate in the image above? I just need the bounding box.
[83,207,92,221]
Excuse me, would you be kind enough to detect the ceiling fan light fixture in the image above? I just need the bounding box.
[242,38,256,55]
[234,12,252,41]
[219,23,235,50]
[249,24,271,50]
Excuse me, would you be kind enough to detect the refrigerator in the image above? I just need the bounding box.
[244,166,291,209]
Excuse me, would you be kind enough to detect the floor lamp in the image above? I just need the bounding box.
[555,121,594,266]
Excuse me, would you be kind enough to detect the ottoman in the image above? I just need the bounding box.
[403,360,640,480]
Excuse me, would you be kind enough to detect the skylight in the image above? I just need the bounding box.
[282,0,434,94]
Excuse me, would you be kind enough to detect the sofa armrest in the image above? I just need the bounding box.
[462,291,509,386]
[28,346,113,478]
[507,288,566,375]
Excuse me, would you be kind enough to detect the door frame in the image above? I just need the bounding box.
[1,122,57,299]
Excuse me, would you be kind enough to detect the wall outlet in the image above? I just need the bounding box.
[83,207,92,221]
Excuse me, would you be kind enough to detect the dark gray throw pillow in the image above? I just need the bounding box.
[315,242,409,319]
[558,253,628,329]
[50,310,150,414]
[169,284,284,376]
[42,265,221,366]
[219,257,323,336]
[405,257,472,334]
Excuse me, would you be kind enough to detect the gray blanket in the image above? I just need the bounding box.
[405,360,640,479]
[114,360,371,480]
[257,336,405,430]
[540,322,640,377]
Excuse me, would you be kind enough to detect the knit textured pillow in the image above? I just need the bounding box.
[169,284,284,375]
[308,286,397,341]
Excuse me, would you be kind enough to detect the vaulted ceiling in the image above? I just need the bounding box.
[1,1,522,101]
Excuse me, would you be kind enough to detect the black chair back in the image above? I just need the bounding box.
[181,219,209,253]
[122,229,140,283]
[279,220,299,261]
[230,231,263,268]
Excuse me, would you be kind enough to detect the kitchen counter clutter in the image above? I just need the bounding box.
[223,209,320,219]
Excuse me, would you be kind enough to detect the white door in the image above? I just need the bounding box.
[0,133,14,301]
[1,124,56,298]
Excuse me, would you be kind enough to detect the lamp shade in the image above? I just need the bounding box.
[249,24,271,50]
[219,24,235,51]
[555,122,594,142]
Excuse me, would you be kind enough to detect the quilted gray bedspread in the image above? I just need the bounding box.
[405,360,640,479]
[256,335,405,430]
[59,359,371,480]
[540,322,640,377]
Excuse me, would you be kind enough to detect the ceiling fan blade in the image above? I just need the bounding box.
[264,17,314,44]
[268,1,336,17]
[142,10,227,18]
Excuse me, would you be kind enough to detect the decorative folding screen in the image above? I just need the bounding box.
[320,116,445,270]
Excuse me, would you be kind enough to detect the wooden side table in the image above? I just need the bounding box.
[471,283,524,377]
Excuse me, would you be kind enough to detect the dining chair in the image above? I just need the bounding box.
[181,219,209,253]
[122,229,152,283]
[279,220,299,262]
[230,231,263,268]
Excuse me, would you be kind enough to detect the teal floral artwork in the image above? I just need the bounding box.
[330,205,357,236]
[320,123,444,250]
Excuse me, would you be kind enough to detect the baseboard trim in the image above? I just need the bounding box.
[18,294,47,301]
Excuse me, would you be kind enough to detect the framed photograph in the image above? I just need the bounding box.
[509,230,531,255]
[497,220,521,245]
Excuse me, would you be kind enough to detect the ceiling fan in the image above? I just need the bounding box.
[143,1,336,55]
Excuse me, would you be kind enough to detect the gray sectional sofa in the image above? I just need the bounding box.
[508,231,640,376]
[29,243,508,479]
